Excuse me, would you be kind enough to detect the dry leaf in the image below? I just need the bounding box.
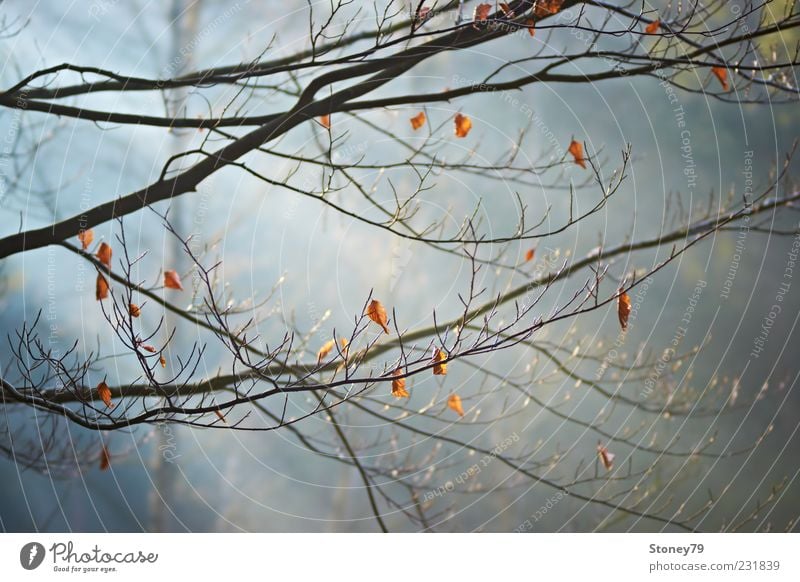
[410,111,426,130]
[317,339,336,362]
[99,445,111,471]
[366,299,390,333]
[164,270,183,290]
[568,139,586,169]
[97,381,113,408]
[711,66,729,91]
[391,369,409,399]
[473,3,491,25]
[645,19,660,34]
[454,113,472,138]
[499,3,513,17]
[96,273,109,300]
[319,114,331,129]
[214,409,227,423]
[525,248,536,262]
[141,344,157,353]
[96,242,112,268]
[77,229,94,250]
[159,355,166,368]
[525,18,536,36]
[533,0,563,18]
[447,393,464,417]
[129,303,141,318]
[618,290,631,330]
[433,347,448,376]
[597,444,615,471]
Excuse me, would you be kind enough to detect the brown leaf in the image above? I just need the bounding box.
[433,347,448,376]
[99,445,111,471]
[645,19,660,34]
[140,344,157,353]
[568,139,586,169]
[391,369,409,399]
[410,111,426,130]
[96,273,109,300]
[597,444,615,471]
[164,270,183,290]
[711,66,729,91]
[77,229,94,250]
[473,3,491,25]
[129,303,141,318]
[447,393,464,417]
[318,114,331,129]
[618,290,631,330]
[454,113,472,138]
[97,381,113,408]
[159,355,167,368]
[214,409,227,423]
[524,248,536,262]
[96,242,112,268]
[533,0,563,18]
[499,3,513,17]
[525,18,536,36]
[366,299,390,333]
[317,339,336,362]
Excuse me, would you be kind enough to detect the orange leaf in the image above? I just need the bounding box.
[317,339,336,362]
[96,273,109,300]
[159,355,167,368]
[433,347,448,376]
[97,381,113,408]
[525,18,536,37]
[410,111,426,130]
[96,242,112,268]
[597,444,615,471]
[366,299,390,334]
[164,270,183,290]
[140,344,157,353]
[454,113,472,138]
[473,3,491,24]
[524,248,536,262]
[77,229,94,250]
[447,393,464,417]
[499,3,513,17]
[568,139,586,169]
[129,303,141,318]
[319,114,331,129]
[391,369,409,399]
[618,290,631,330]
[533,0,563,18]
[645,19,660,34]
[214,409,227,423]
[99,445,111,471]
[711,66,729,91]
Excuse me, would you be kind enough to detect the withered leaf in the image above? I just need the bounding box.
[317,339,336,362]
[96,273,109,300]
[366,299,390,334]
[618,290,631,330]
[568,139,587,169]
[96,242,112,268]
[597,444,615,471]
[533,0,563,18]
[319,114,331,129]
[473,3,491,25]
[525,248,536,262]
[410,111,426,130]
[433,347,448,376]
[711,66,729,91]
[97,381,113,408]
[99,445,111,471]
[77,229,94,250]
[645,19,660,34]
[447,393,464,417]
[164,270,183,290]
[391,369,409,399]
[454,113,472,138]
[129,303,141,318]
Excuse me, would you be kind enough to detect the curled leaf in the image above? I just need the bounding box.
[711,66,729,91]
[447,393,464,417]
[366,299,390,333]
[645,19,660,34]
[318,114,331,129]
[391,369,409,399]
[214,409,227,424]
[499,3,513,17]
[159,355,167,368]
[618,290,631,330]
[99,445,111,471]
[96,242,112,268]
[140,344,157,353]
[129,303,141,318]
[433,347,448,376]
[568,139,586,169]
[597,444,615,471]
[317,339,336,362]
[524,248,536,263]
[96,273,109,300]
[77,229,94,250]
[97,381,113,409]
[473,3,491,25]
[533,0,563,18]
[410,111,426,130]
[525,18,535,36]
[164,270,183,290]
[454,113,472,138]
